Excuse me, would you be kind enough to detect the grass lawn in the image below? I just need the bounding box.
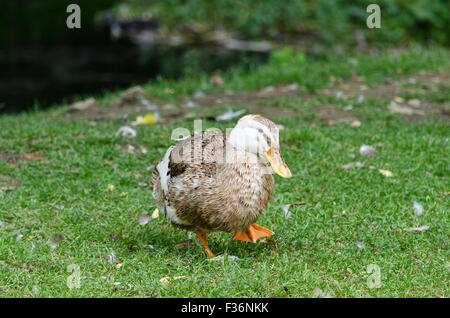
[0,46,449,297]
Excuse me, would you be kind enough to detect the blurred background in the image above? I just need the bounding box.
[0,0,448,113]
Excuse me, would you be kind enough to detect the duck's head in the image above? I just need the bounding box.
[229,114,292,178]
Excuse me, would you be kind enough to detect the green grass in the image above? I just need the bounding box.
[0,46,449,297]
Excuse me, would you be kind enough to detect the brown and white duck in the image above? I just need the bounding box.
[151,114,291,257]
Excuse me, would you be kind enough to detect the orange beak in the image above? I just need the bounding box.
[265,148,292,178]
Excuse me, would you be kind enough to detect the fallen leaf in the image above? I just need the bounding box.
[134,113,157,125]
[404,225,429,232]
[107,184,115,192]
[21,153,46,161]
[215,109,245,121]
[115,126,136,138]
[408,99,421,107]
[159,277,171,286]
[378,169,393,177]
[174,239,194,249]
[393,96,405,103]
[159,275,188,286]
[67,97,98,113]
[208,255,240,262]
[105,251,116,263]
[116,263,123,269]
[151,208,159,219]
[342,161,364,169]
[282,204,291,219]
[413,202,424,216]
[350,120,361,127]
[355,241,365,249]
[138,212,150,225]
[49,233,65,250]
[343,105,353,111]
[360,145,378,156]
[259,238,278,252]
[388,102,424,115]
[313,287,333,298]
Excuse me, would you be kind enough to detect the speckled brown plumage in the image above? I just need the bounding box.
[151,125,275,233]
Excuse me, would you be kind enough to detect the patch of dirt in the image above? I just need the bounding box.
[320,70,450,120]
[315,104,357,126]
[0,152,47,164]
[61,71,449,125]
[61,84,304,124]
[0,174,20,191]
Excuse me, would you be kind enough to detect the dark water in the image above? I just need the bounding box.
[0,0,265,114]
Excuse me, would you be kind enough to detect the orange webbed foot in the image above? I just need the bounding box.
[233,224,274,243]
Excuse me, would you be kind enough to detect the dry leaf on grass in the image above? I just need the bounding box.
[133,113,158,126]
[342,161,364,169]
[208,255,240,262]
[138,212,150,225]
[115,126,136,138]
[49,233,65,250]
[21,153,46,161]
[313,287,333,298]
[393,96,405,103]
[282,204,291,219]
[388,101,425,115]
[159,276,188,286]
[281,201,305,219]
[355,241,366,249]
[378,169,393,177]
[67,97,98,113]
[404,225,429,232]
[408,99,421,107]
[215,109,245,121]
[350,120,361,127]
[413,202,424,216]
[174,239,194,249]
[360,145,378,156]
[259,238,278,253]
[151,208,159,219]
[107,184,115,192]
[105,251,116,263]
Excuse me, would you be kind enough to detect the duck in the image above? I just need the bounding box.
[151,114,291,257]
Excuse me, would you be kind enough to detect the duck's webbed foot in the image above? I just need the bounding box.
[233,224,274,243]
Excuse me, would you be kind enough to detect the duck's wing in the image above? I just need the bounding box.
[151,130,227,226]
[168,129,227,178]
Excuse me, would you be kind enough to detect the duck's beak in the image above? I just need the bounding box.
[265,148,292,178]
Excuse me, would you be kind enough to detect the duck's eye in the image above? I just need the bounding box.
[256,127,271,147]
